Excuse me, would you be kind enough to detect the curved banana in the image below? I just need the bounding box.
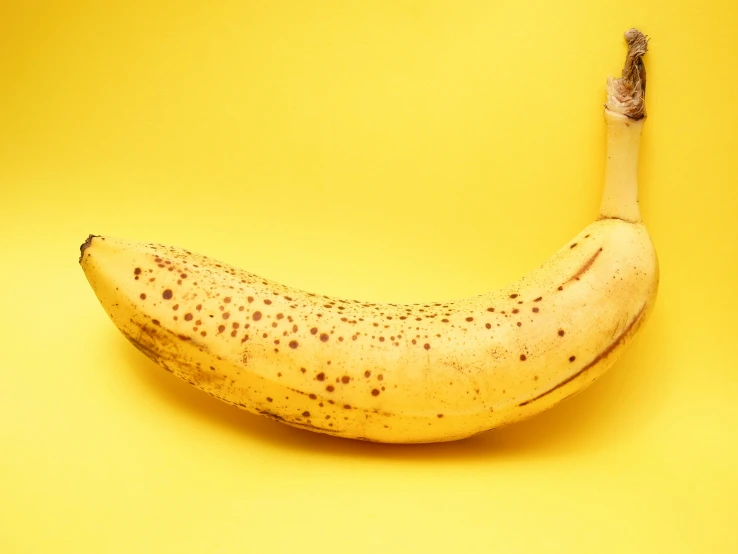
[80,29,658,443]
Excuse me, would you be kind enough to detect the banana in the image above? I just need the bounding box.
[80,29,658,443]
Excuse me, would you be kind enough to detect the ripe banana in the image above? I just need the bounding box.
[80,29,658,443]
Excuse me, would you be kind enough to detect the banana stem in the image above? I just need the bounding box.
[599,29,648,223]
[600,112,644,222]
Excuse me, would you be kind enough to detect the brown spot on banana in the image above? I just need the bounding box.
[566,248,604,283]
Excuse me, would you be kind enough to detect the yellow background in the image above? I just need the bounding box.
[2,1,737,552]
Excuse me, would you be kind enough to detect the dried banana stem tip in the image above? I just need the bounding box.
[606,28,649,119]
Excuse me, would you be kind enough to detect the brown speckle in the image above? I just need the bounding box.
[512,309,519,314]
[558,286,564,291]
[485,323,491,329]
[520,354,527,361]
[162,289,173,300]
[343,404,351,410]
[252,311,262,321]
[569,355,576,362]
[267,397,273,402]
[424,343,430,350]
[316,372,325,381]
[377,374,384,381]
[466,317,474,322]
[320,333,329,342]
[372,389,380,396]
[247,296,254,303]
[326,385,335,392]
[558,329,565,336]
[152,319,160,326]
[196,304,202,311]
[140,293,146,300]
[302,411,310,418]
[224,297,231,303]
[534,297,542,302]
[510,293,518,299]
[222,312,230,320]
[437,414,444,418]
[309,394,317,400]
[532,307,539,313]
[264,299,272,305]
[310,327,318,335]
[134,268,141,275]
[570,243,578,249]
[289,340,299,349]
[341,376,351,384]
[218,325,225,333]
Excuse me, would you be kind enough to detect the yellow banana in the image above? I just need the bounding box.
[80,29,658,443]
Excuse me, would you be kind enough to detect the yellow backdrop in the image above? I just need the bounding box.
[2,1,737,552]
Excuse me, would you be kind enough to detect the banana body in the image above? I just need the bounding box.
[80,216,657,443]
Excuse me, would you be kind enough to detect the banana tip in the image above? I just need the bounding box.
[80,234,99,263]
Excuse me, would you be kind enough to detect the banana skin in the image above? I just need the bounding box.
[80,30,658,443]
[79,215,658,443]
